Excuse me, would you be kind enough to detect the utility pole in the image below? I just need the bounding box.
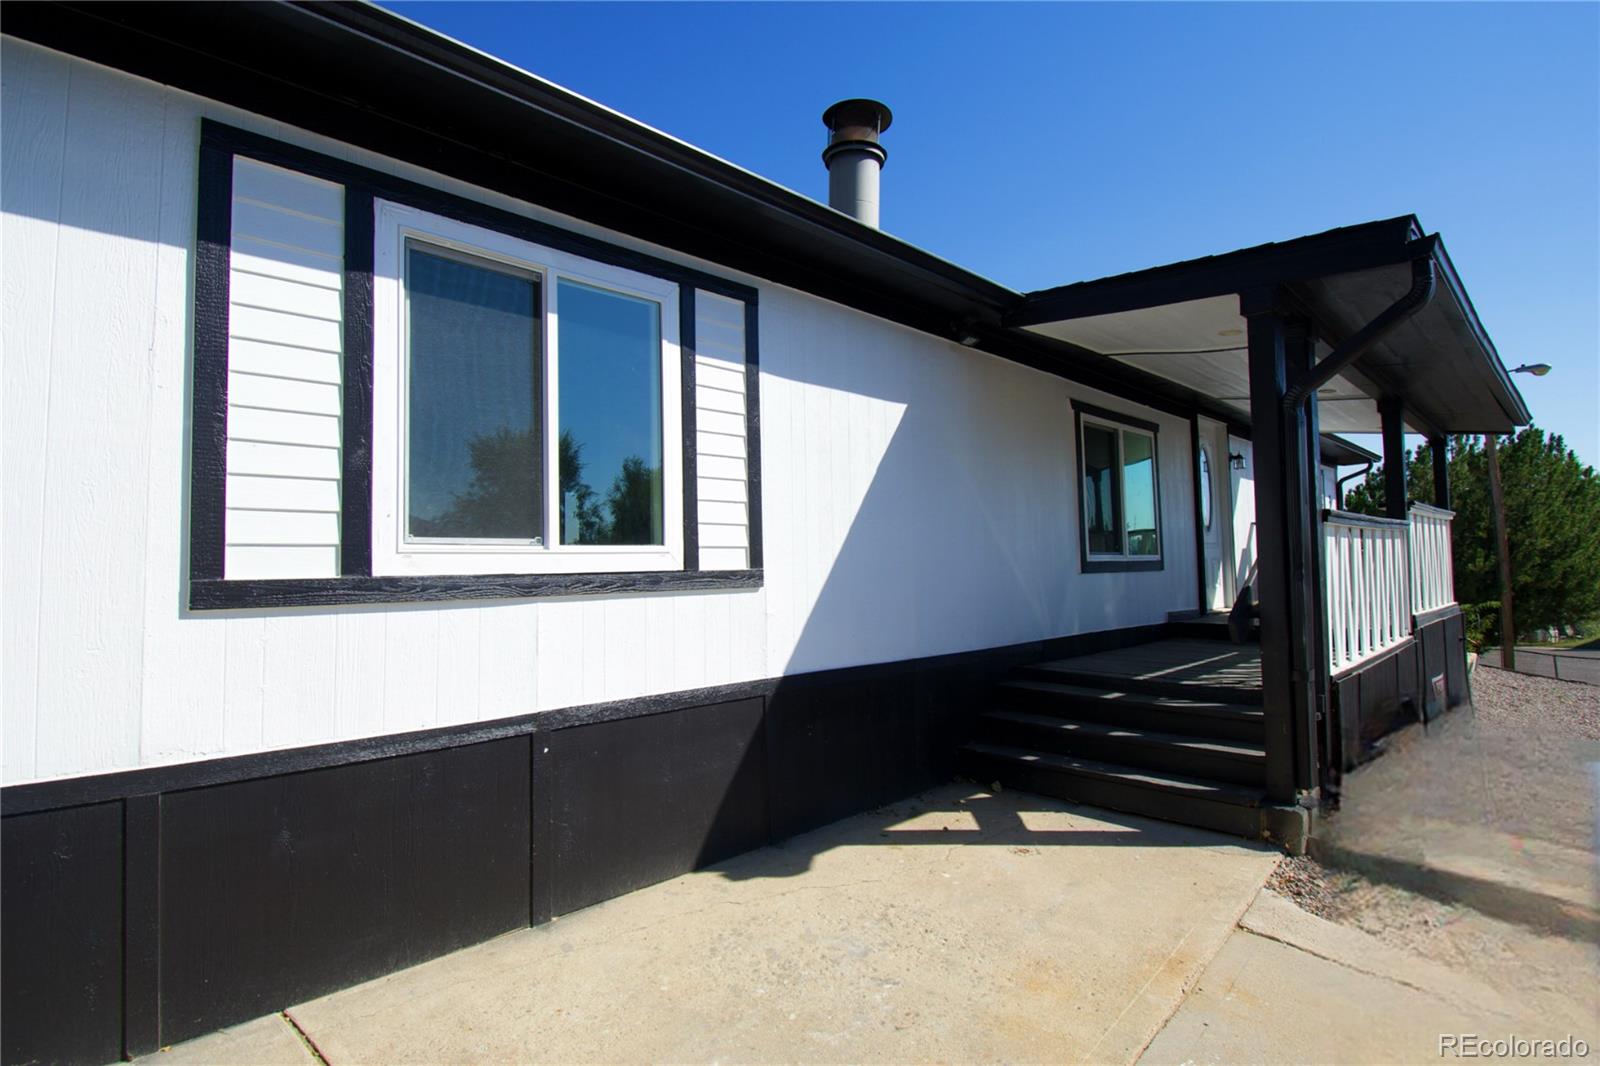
[1486,432,1514,670]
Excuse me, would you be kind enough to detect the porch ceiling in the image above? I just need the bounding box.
[1020,295,1378,434]
[1008,218,1530,436]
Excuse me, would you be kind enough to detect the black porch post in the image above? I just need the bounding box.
[1430,435,1451,510]
[1243,291,1320,806]
[1380,395,1408,519]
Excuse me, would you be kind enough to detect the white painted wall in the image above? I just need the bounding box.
[1,40,1198,785]
[1229,435,1258,596]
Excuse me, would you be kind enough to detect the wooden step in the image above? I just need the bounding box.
[961,742,1266,839]
[1017,664,1264,706]
[977,709,1265,786]
[993,679,1265,742]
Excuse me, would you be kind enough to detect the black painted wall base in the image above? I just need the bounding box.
[1333,606,1469,771]
[0,623,1162,1066]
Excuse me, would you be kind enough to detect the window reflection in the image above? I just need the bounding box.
[1083,424,1121,555]
[406,245,542,541]
[1123,431,1158,556]
[557,279,664,545]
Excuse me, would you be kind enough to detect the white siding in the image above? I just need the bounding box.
[694,290,751,569]
[1230,435,1258,595]
[2,40,1197,785]
[224,156,344,579]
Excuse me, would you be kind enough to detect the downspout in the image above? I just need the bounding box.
[1335,461,1372,510]
[1282,246,1438,411]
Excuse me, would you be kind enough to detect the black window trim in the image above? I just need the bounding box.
[1072,400,1165,574]
[189,120,762,610]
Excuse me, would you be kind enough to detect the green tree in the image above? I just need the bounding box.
[559,430,606,543]
[603,455,664,545]
[414,426,540,539]
[1344,427,1600,642]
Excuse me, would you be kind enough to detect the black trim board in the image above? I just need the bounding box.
[2,622,1166,1062]
[188,567,762,611]
[680,287,699,571]
[189,122,763,610]
[187,139,231,586]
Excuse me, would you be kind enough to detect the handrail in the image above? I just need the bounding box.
[1323,512,1413,674]
[1322,508,1409,530]
[1408,504,1456,616]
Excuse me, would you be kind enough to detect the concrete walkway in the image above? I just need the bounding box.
[143,784,1280,1065]
[1141,889,1599,1064]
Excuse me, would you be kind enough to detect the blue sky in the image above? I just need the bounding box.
[388,1,1599,467]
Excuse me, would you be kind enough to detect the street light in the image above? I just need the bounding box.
[1487,361,1551,671]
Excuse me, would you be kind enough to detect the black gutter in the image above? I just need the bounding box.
[1335,461,1373,510]
[1282,243,1438,411]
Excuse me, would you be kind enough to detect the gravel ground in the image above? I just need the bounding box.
[1266,664,1600,1032]
[1470,663,1600,740]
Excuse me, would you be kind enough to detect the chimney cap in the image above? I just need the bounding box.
[822,98,894,135]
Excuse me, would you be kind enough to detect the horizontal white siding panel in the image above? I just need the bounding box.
[225,508,341,545]
[231,198,342,258]
[229,303,342,352]
[228,371,341,416]
[698,546,750,570]
[699,523,749,550]
[232,157,343,221]
[696,431,746,460]
[696,408,746,437]
[697,477,747,503]
[226,440,342,480]
[697,454,746,482]
[224,545,340,580]
[225,474,340,512]
[232,237,341,288]
[697,500,747,526]
[227,406,341,448]
[224,154,346,583]
[694,289,752,573]
[228,337,343,383]
[695,361,745,395]
[695,383,744,416]
[230,270,342,322]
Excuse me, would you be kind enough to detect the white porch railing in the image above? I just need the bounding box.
[1408,503,1456,616]
[1323,511,1413,674]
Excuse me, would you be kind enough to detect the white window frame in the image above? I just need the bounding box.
[1080,414,1162,562]
[372,199,684,577]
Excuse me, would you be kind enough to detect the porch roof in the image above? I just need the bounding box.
[1007,217,1532,437]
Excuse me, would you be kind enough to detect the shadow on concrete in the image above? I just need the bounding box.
[715,782,1270,884]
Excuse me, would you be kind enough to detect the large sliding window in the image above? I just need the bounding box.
[1076,403,1163,572]
[373,199,683,577]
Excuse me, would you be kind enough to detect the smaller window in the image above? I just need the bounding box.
[1077,410,1163,567]
[1199,444,1213,532]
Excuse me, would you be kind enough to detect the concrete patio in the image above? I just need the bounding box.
[144,783,1281,1065]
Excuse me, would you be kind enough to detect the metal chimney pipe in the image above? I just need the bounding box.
[822,98,892,228]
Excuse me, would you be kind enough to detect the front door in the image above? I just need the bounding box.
[1198,418,1233,610]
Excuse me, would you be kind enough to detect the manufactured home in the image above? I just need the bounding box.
[1,5,1528,1063]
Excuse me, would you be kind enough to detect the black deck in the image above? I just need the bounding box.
[1029,639,1263,699]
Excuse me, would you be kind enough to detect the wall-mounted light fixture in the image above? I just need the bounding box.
[1229,452,1247,471]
